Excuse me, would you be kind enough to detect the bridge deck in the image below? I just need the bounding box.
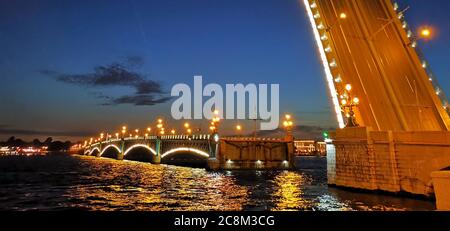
[308,0,450,131]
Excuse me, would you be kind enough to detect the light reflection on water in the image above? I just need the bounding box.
[0,155,435,211]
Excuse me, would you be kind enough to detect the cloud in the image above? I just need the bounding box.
[41,56,171,106]
[104,95,172,106]
[88,91,112,100]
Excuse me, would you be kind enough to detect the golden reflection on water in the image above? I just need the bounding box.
[272,171,309,211]
[69,156,248,211]
[0,155,436,211]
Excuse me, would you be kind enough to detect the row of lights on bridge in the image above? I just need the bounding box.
[392,1,449,112]
[307,0,449,128]
[308,0,361,127]
[84,111,296,147]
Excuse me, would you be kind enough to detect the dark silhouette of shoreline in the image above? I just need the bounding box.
[0,136,79,152]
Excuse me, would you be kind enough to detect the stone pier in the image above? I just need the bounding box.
[207,137,295,170]
[327,127,450,197]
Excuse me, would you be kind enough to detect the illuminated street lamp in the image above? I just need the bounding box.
[171,129,176,135]
[236,125,242,137]
[121,126,127,139]
[115,133,119,139]
[421,29,431,37]
[283,114,294,141]
[326,12,347,31]
[210,110,221,134]
[345,83,352,91]
[285,114,292,121]
[417,26,434,40]
[236,125,242,131]
[340,83,360,127]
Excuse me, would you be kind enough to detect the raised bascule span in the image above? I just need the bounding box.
[304,0,450,131]
[304,0,450,197]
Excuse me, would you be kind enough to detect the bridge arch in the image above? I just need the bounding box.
[100,144,121,157]
[161,147,210,159]
[123,144,157,157]
[88,147,100,156]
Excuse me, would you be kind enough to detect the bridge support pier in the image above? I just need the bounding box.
[117,140,125,160]
[328,127,450,197]
[207,158,221,171]
[152,154,161,164]
[151,138,162,164]
[207,139,294,170]
[117,152,124,161]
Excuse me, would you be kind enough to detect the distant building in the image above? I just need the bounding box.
[294,140,327,156]
[0,146,17,155]
[0,146,10,154]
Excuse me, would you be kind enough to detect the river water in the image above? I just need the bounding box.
[0,154,435,211]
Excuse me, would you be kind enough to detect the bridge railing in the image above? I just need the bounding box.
[161,134,211,140]
[221,137,289,143]
[84,134,213,149]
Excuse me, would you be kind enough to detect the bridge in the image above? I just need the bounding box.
[85,134,216,166]
[305,0,450,197]
[83,134,294,170]
[81,0,450,199]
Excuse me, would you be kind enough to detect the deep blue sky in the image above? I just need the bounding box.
[0,0,449,141]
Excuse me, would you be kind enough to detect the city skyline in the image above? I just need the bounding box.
[1,0,449,141]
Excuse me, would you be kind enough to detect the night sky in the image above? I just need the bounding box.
[1,0,449,141]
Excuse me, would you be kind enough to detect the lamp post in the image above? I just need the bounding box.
[341,84,360,127]
[157,118,165,136]
[283,114,294,141]
[210,110,221,134]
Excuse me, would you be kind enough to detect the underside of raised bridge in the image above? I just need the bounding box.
[305,0,450,197]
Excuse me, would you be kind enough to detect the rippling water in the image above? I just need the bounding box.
[0,155,435,211]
